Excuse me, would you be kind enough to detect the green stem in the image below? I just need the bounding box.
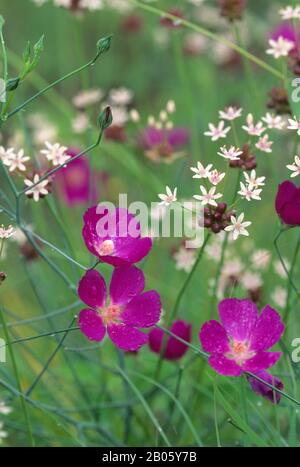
[129,0,284,80]
[0,308,35,446]
[4,36,112,121]
[274,228,300,300]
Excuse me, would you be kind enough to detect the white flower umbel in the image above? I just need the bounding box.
[262,113,285,130]
[193,186,222,206]
[41,141,69,166]
[219,106,242,121]
[242,114,265,136]
[3,148,29,172]
[190,162,213,179]
[241,271,263,291]
[287,155,300,177]
[287,117,300,135]
[266,36,294,59]
[204,121,230,141]
[218,145,243,160]
[224,213,251,240]
[72,88,103,108]
[243,170,266,189]
[24,174,49,202]
[255,134,273,153]
[279,6,300,20]
[238,182,262,201]
[271,286,287,309]
[158,186,177,206]
[0,225,15,239]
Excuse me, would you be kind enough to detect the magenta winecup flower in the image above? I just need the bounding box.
[199,298,284,376]
[78,266,161,351]
[82,206,152,266]
[247,370,283,404]
[149,320,192,360]
[275,180,300,226]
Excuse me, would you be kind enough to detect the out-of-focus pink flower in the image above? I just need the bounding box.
[139,126,189,163]
[149,320,192,360]
[159,8,184,29]
[55,147,98,206]
[78,266,161,351]
[247,370,283,404]
[270,23,299,50]
[199,298,284,376]
[82,206,152,266]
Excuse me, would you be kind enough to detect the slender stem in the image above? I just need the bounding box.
[5,38,111,120]
[284,232,300,319]
[0,308,35,446]
[274,228,300,299]
[129,0,284,80]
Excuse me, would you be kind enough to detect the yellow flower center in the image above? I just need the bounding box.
[226,340,255,366]
[99,304,122,326]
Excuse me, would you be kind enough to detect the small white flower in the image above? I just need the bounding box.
[158,186,177,206]
[2,148,29,172]
[0,225,15,239]
[129,109,140,123]
[266,36,294,59]
[255,134,273,153]
[279,6,300,20]
[262,113,285,130]
[238,182,262,201]
[274,258,290,278]
[110,105,129,126]
[242,114,265,136]
[204,121,231,141]
[241,271,263,291]
[224,213,251,240]
[0,146,15,165]
[190,162,213,179]
[287,116,300,135]
[80,0,104,11]
[287,155,300,177]
[41,141,69,166]
[24,174,49,202]
[271,286,287,309]
[193,186,222,207]
[251,249,271,270]
[109,87,133,106]
[0,402,12,415]
[72,113,89,134]
[72,88,103,108]
[219,106,242,121]
[173,246,196,273]
[243,170,266,189]
[217,145,243,160]
[166,100,176,113]
[208,169,225,186]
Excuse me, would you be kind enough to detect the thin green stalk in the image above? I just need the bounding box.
[129,1,284,80]
[274,227,300,300]
[5,36,112,120]
[0,308,35,446]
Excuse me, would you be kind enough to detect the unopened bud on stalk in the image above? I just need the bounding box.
[98,106,113,130]
[96,35,113,56]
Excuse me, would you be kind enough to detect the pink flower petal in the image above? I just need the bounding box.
[121,291,161,327]
[78,270,106,309]
[242,351,282,372]
[110,266,145,305]
[199,320,229,354]
[78,309,106,342]
[250,305,284,352]
[149,320,192,360]
[209,354,242,376]
[219,298,258,341]
[108,323,148,351]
